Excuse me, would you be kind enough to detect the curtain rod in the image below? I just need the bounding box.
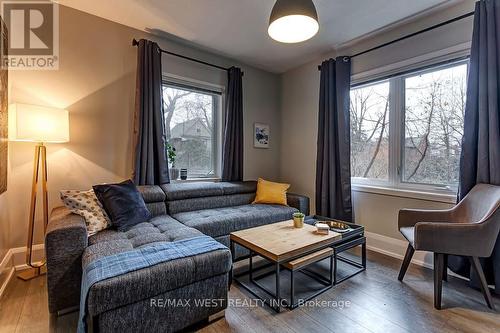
[318,11,475,71]
[132,39,244,76]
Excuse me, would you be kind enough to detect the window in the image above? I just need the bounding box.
[162,80,222,179]
[350,60,468,192]
[350,81,390,180]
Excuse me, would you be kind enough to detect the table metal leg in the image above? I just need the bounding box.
[249,250,253,282]
[229,241,235,289]
[329,254,334,285]
[276,262,281,312]
[333,237,367,285]
[232,234,366,312]
[333,248,337,285]
[362,241,367,268]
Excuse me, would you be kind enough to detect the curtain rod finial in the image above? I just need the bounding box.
[132,39,139,46]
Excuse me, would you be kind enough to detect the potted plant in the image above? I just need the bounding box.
[166,143,179,180]
[293,212,305,228]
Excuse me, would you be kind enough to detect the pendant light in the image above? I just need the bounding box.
[268,0,319,43]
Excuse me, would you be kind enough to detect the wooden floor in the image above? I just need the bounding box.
[0,250,498,333]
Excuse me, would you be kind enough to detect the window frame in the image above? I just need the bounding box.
[162,74,225,180]
[350,58,469,196]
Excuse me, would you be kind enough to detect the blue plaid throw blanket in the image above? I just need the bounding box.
[77,235,227,333]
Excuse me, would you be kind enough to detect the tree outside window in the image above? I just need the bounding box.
[162,84,220,178]
[350,61,467,190]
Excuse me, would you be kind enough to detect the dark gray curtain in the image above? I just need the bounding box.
[221,67,243,181]
[449,0,500,293]
[316,57,353,222]
[133,39,170,185]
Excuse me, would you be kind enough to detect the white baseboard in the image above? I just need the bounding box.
[0,244,45,300]
[0,248,14,300]
[10,244,45,270]
[365,231,467,281]
[0,267,15,300]
[365,231,434,269]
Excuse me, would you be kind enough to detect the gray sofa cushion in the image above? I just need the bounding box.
[161,181,257,201]
[97,274,228,333]
[86,215,203,262]
[145,202,167,217]
[84,215,231,316]
[137,185,167,217]
[166,193,255,214]
[137,185,166,203]
[219,181,257,195]
[215,235,249,259]
[161,182,223,200]
[172,204,298,238]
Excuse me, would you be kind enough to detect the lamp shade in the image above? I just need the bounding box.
[268,0,319,43]
[9,103,69,143]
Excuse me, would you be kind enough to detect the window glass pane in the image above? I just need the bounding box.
[350,81,390,180]
[403,63,467,186]
[162,85,218,178]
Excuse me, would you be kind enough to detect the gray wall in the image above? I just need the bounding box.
[279,1,475,239]
[2,5,282,250]
[0,0,477,258]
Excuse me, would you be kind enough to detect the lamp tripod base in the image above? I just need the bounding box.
[18,143,49,282]
[17,265,47,281]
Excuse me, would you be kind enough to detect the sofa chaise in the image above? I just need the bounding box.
[46,180,309,332]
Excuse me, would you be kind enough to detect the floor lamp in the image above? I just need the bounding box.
[9,103,69,281]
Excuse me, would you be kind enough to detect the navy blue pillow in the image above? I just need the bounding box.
[93,179,151,232]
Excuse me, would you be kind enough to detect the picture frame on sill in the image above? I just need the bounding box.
[254,123,269,149]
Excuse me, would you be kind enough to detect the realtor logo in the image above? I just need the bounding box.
[1,0,59,70]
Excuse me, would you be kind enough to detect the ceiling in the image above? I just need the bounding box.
[59,0,454,73]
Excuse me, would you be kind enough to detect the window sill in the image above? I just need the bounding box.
[351,184,457,204]
[170,177,221,183]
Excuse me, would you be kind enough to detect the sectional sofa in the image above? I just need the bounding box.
[45,181,309,332]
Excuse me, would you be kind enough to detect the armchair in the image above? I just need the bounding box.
[397,184,500,310]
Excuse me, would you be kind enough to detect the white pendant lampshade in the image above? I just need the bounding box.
[9,103,70,143]
[268,0,319,43]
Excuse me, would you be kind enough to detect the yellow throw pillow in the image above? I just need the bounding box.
[252,178,290,206]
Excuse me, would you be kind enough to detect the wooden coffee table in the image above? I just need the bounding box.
[230,220,342,311]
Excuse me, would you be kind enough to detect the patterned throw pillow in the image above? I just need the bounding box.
[60,189,111,236]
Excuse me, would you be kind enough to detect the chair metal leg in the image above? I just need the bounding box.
[398,244,415,281]
[434,253,444,310]
[469,257,495,310]
[442,254,448,282]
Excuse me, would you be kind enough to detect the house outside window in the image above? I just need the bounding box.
[350,60,468,193]
[162,78,223,179]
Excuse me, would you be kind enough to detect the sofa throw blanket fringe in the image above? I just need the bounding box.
[77,236,227,332]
